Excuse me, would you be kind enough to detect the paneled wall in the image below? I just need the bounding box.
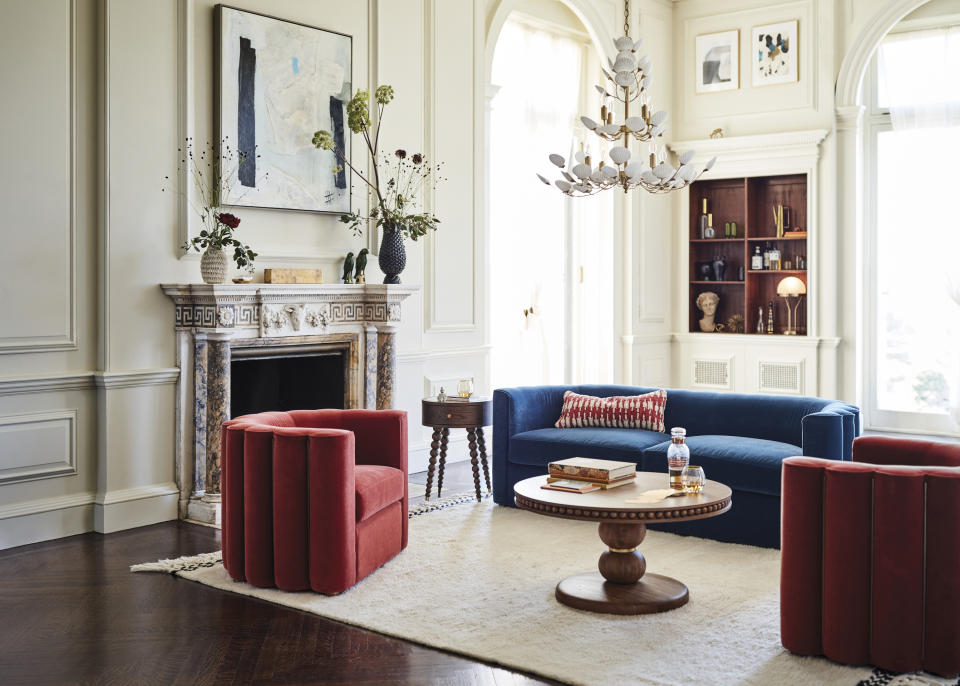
[0,0,99,548]
[0,0,485,549]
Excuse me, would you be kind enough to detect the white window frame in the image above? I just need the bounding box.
[862,30,959,436]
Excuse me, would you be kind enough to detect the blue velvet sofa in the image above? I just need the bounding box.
[492,385,860,548]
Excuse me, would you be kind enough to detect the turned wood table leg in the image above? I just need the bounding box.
[476,426,491,494]
[437,428,449,498]
[467,427,481,502]
[555,521,689,615]
[425,428,440,501]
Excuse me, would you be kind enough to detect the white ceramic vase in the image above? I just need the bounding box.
[200,246,227,284]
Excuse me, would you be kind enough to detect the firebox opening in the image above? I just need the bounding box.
[230,351,346,418]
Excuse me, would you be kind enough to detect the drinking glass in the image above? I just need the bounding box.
[681,465,705,494]
[457,378,474,398]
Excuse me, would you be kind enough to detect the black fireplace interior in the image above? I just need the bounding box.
[230,351,345,418]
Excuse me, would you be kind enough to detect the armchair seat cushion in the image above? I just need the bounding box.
[508,427,668,466]
[355,465,405,522]
[644,435,801,496]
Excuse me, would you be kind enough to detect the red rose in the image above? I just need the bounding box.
[218,212,241,228]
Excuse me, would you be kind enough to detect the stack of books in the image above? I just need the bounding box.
[541,457,637,493]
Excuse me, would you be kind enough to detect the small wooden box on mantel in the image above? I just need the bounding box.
[263,268,323,284]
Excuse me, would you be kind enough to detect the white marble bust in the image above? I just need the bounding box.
[696,291,720,333]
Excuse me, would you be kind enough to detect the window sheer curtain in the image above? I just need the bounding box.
[873,29,960,420]
[489,19,583,389]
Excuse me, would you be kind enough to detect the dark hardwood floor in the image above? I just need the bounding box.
[0,460,558,686]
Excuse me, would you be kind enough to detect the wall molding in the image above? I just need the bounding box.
[93,368,181,390]
[1,0,78,354]
[0,372,95,397]
[0,490,94,521]
[0,409,78,485]
[835,0,929,108]
[397,344,492,364]
[424,0,478,334]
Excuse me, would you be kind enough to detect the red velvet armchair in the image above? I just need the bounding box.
[221,409,408,594]
[781,436,960,677]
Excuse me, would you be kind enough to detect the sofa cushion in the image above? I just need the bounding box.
[508,427,668,467]
[355,465,404,522]
[554,389,666,432]
[643,435,802,496]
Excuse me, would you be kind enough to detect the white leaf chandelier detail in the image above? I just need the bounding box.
[537,1,716,196]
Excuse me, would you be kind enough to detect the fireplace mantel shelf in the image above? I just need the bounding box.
[161,283,419,335]
[161,282,419,524]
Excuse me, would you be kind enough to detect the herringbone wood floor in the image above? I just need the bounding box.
[0,461,558,686]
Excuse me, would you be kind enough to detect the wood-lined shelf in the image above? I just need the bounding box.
[689,173,808,335]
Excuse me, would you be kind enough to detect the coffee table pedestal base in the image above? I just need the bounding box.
[555,572,689,615]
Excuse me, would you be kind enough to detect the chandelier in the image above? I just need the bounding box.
[537,1,716,196]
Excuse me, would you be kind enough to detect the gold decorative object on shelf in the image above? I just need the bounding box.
[263,268,324,284]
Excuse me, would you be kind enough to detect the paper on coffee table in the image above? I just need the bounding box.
[625,489,685,504]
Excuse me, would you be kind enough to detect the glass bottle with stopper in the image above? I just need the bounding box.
[666,427,690,490]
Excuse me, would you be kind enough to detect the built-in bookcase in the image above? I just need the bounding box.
[687,173,808,335]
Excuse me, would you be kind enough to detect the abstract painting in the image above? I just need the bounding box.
[217,6,351,213]
[695,30,739,94]
[752,21,798,86]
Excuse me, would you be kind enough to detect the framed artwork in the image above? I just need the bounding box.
[216,5,352,213]
[695,30,739,94]
[752,20,798,86]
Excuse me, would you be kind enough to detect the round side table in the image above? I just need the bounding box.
[421,397,492,502]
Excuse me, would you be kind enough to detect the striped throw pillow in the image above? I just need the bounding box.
[554,389,667,432]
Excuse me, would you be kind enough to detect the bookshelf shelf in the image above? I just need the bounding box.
[689,173,808,335]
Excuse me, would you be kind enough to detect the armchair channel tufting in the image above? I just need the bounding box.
[221,409,408,594]
[781,436,960,677]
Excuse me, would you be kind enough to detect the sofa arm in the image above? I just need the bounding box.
[802,404,859,461]
[853,436,960,468]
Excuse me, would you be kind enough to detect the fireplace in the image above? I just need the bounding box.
[161,283,417,524]
[231,346,347,417]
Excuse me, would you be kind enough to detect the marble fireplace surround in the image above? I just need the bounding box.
[161,283,417,524]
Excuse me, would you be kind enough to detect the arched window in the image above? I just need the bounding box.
[863,20,960,434]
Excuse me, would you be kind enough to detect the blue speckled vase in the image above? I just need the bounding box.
[378,227,406,284]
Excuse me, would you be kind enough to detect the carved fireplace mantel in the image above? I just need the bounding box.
[161,283,418,523]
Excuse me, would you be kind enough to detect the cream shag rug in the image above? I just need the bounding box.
[134,497,954,686]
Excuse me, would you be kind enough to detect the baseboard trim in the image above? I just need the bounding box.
[94,482,179,506]
[94,483,179,533]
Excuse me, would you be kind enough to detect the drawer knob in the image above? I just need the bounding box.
[447,413,452,418]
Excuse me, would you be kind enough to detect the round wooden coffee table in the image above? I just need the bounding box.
[514,472,732,615]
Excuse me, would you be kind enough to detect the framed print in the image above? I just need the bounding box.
[216,5,352,213]
[695,30,739,93]
[752,21,798,86]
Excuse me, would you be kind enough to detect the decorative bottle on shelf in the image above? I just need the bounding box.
[751,246,764,271]
[666,428,690,491]
[699,199,710,239]
[763,243,772,270]
[767,301,775,334]
[757,307,765,334]
[704,213,716,239]
[770,244,782,270]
